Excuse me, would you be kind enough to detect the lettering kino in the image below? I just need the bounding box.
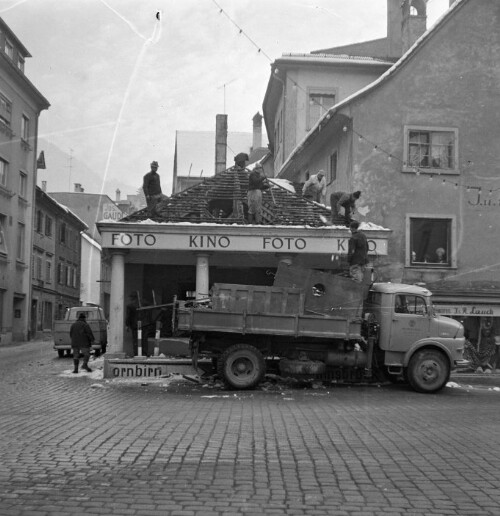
[111,233,379,253]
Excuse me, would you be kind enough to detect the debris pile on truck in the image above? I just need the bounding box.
[173,263,467,394]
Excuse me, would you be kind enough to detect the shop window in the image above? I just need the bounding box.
[308,92,336,129]
[408,216,453,267]
[403,126,458,174]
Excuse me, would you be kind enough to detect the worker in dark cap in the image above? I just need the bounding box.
[143,161,165,213]
[70,312,95,374]
[234,153,249,170]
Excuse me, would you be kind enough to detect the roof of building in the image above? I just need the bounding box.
[122,165,332,227]
[276,52,395,67]
[279,0,468,175]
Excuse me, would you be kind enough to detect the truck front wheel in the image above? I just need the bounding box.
[218,344,265,389]
[407,349,450,393]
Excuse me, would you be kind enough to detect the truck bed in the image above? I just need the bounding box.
[177,307,362,339]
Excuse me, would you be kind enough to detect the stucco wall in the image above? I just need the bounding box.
[344,0,500,285]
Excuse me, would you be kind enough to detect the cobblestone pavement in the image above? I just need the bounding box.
[1,340,500,516]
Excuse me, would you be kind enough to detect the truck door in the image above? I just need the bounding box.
[389,294,430,351]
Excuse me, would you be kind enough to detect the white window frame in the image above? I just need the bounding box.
[0,91,12,127]
[406,213,457,268]
[17,222,25,261]
[403,125,459,175]
[4,39,13,59]
[46,259,52,283]
[17,55,24,72]
[306,87,337,130]
[19,171,27,198]
[0,157,8,187]
[0,214,7,255]
[21,114,29,142]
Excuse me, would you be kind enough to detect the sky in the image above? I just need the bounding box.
[1,0,450,199]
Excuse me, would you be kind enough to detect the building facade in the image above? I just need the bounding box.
[263,0,500,350]
[32,187,87,336]
[50,190,124,317]
[0,18,49,343]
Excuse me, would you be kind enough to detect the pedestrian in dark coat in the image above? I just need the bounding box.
[347,220,369,282]
[70,313,95,373]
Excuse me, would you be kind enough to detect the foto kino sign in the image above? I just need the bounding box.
[108,232,388,255]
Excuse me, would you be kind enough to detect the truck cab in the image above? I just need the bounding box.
[366,283,466,391]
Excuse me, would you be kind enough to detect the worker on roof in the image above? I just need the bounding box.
[247,164,269,224]
[302,171,326,204]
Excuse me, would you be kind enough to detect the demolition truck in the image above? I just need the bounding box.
[173,264,467,393]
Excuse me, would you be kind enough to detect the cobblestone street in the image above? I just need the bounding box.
[1,340,500,516]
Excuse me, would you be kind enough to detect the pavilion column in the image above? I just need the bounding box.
[195,253,211,300]
[107,250,127,357]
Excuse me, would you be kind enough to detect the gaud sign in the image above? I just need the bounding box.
[102,231,388,255]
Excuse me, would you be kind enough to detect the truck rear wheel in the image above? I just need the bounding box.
[218,344,265,389]
[407,349,450,393]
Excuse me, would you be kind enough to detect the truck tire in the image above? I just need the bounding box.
[218,344,265,389]
[406,349,450,393]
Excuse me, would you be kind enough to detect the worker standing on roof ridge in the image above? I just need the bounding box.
[302,170,326,203]
[247,163,269,224]
[143,161,168,214]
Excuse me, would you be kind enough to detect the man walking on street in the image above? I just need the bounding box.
[347,220,369,283]
[70,313,95,373]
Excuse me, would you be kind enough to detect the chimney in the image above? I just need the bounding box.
[116,188,121,202]
[387,0,403,59]
[401,0,427,54]
[252,112,263,151]
[41,181,47,192]
[215,114,228,175]
[74,183,84,193]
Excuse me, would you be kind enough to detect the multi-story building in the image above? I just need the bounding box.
[50,188,125,317]
[32,186,87,337]
[0,17,49,343]
[262,0,500,348]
